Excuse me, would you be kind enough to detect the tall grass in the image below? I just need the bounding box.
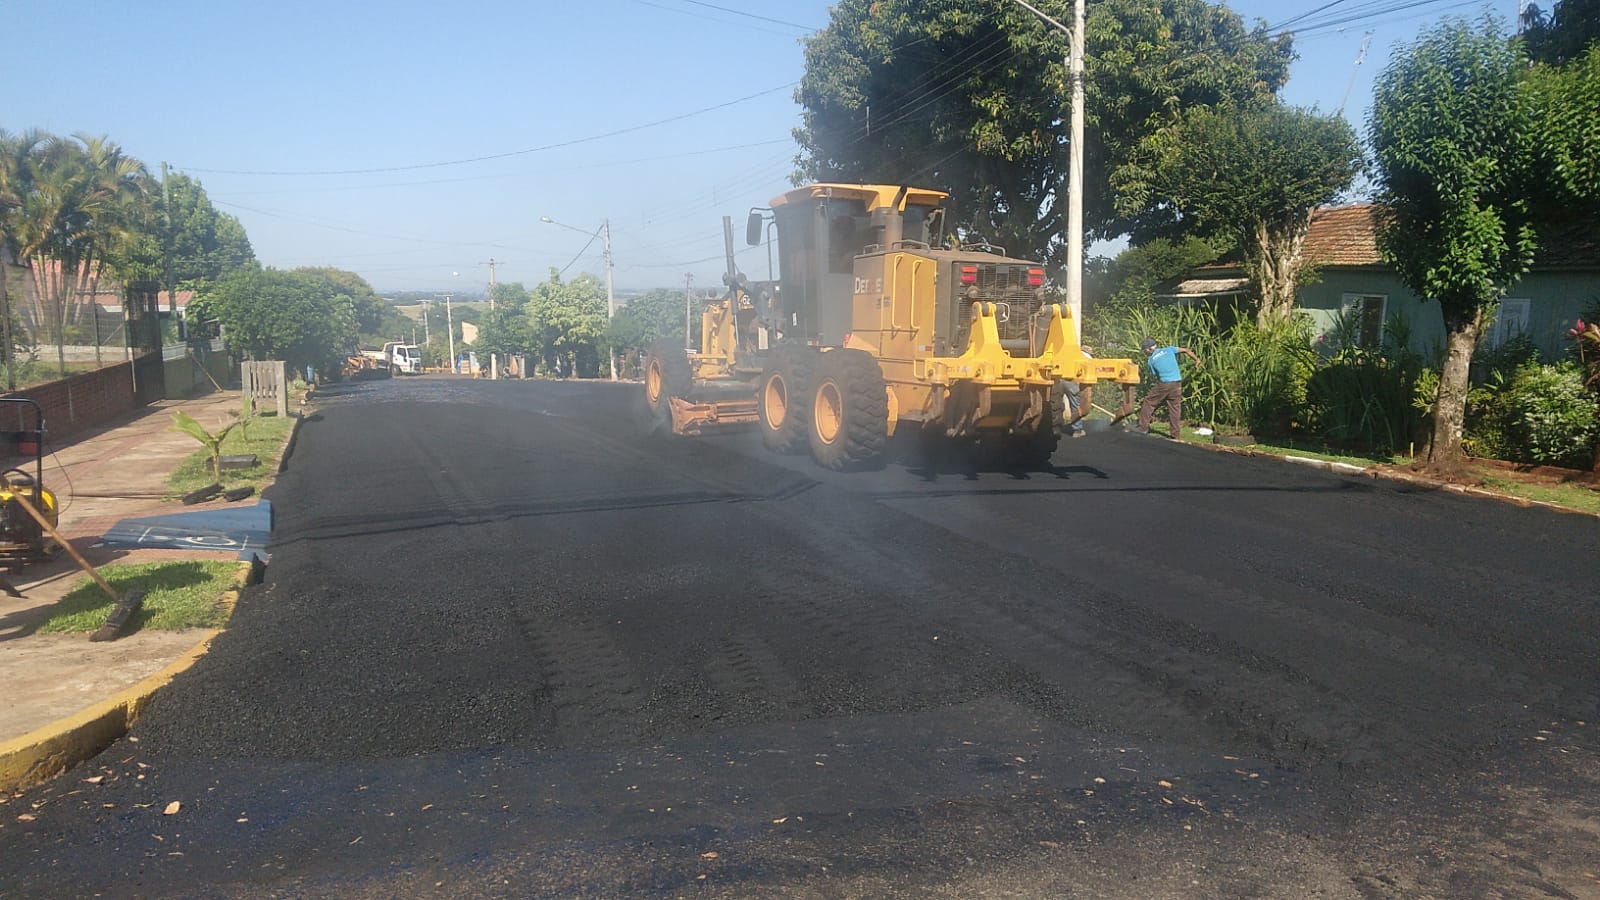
[1084,299,1314,433]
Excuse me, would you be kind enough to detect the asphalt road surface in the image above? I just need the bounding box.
[3,377,1598,898]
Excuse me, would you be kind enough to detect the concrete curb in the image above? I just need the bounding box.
[1189,439,1600,520]
[0,559,261,793]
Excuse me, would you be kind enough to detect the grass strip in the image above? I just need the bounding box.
[38,560,244,633]
[166,413,296,498]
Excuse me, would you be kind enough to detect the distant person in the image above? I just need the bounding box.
[1136,338,1202,438]
[1061,346,1094,438]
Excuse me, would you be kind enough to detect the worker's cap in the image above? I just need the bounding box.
[1140,338,1157,351]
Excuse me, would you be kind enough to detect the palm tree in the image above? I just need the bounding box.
[10,135,149,376]
[0,129,48,390]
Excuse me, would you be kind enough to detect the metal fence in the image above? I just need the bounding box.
[2,263,167,391]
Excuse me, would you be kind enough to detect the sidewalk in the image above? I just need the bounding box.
[0,390,266,745]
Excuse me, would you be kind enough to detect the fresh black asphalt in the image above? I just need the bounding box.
[2,377,1597,898]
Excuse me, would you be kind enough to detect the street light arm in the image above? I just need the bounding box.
[1011,0,1070,35]
[540,215,605,239]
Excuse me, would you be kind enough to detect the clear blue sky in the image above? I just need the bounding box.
[6,0,1516,296]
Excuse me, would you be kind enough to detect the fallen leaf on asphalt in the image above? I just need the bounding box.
[164,801,181,815]
[1093,777,1106,784]
[420,804,434,811]
[84,776,104,785]
[237,818,248,823]
[17,814,35,822]
[1039,841,1062,849]
[1158,780,1173,789]
[102,804,115,810]
[772,817,788,824]
[700,851,719,859]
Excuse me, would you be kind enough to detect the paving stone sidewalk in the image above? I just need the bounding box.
[0,390,264,743]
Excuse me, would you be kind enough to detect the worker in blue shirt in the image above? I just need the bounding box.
[1136,338,1202,438]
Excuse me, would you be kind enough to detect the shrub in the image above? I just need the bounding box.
[1467,362,1599,467]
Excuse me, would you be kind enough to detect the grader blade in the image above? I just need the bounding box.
[668,397,760,436]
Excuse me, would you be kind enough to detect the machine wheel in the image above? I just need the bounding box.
[758,345,815,454]
[643,340,692,426]
[1008,388,1063,469]
[808,349,888,470]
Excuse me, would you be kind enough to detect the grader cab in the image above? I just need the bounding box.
[642,183,1140,469]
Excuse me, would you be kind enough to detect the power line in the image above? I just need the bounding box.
[179,83,797,177]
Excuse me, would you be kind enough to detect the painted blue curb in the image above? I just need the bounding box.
[97,501,273,562]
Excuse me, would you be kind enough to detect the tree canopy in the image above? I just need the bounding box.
[1369,16,1540,470]
[1115,101,1364,322]
[198,268,358,375]
[1520,0,1600,65]
[795,0,1292,271]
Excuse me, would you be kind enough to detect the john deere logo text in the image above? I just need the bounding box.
[853,277,883,295]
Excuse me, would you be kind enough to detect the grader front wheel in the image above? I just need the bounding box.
[644,341,691,427]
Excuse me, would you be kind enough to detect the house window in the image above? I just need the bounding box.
[1487,298,1531,349]
[1340,294,1386,349]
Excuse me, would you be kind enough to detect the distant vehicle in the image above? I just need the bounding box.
[380,342,423,375]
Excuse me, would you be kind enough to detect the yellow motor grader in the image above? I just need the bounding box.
[643,183,1140,469]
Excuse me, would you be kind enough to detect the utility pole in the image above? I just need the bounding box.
[161,161,179,344]
[480,257,503,308]
[601,219,616,381]
[684,272,694,352]
[445,293,456,375]
[1011,0,1085,341]
[480,257,502,378]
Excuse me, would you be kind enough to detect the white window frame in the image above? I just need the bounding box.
[1339,293,1387,349]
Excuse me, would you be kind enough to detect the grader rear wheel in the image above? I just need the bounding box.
[758,345,814,454]
[808,349,888,471]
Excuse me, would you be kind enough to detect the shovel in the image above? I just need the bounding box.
[5,489,144,642]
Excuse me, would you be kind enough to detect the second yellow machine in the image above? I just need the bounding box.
[644,183,1140,470]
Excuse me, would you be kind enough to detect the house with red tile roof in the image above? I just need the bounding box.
[1160,204,1600,358]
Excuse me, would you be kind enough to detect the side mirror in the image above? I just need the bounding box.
[746,211,764,247]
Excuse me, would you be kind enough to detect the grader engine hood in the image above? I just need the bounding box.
[947,260,1048,354]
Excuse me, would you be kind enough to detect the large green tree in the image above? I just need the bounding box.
[607,288,689,358]
[1521,0,1600,65]
[794,0,1292,271]
[158,173,254,287]
[526,269,607,377]
[292,266,406,344]
[1114,102,1365,323]
[198,268,357,375]
[1369,17,1540,472]
[1525,43,1600,219]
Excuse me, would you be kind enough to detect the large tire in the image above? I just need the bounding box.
[643,341,692,428]
[1008,388,1063,469]
[758,345,815,454]
[808,349,888,471]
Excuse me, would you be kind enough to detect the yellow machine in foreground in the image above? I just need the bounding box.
[0,399,58,570]
[644,184,1140,469]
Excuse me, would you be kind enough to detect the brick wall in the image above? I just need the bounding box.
[0,362,139,441]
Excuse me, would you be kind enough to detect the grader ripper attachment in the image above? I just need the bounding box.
[642,183,1140,468]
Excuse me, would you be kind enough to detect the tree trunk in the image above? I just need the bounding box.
[1248,216,1310,326]
[1424,306,1488,474]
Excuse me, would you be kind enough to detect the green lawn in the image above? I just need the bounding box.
[1167,429,1600,516]
[37,560,244,633]
[166,412,297,498]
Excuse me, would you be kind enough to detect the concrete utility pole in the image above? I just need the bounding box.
[480,258,502,379]
[161,161,180,344]
[445,293,456,375]
[602,219,616,382]
[1011,0,1085,341]
[685,273,694,351]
